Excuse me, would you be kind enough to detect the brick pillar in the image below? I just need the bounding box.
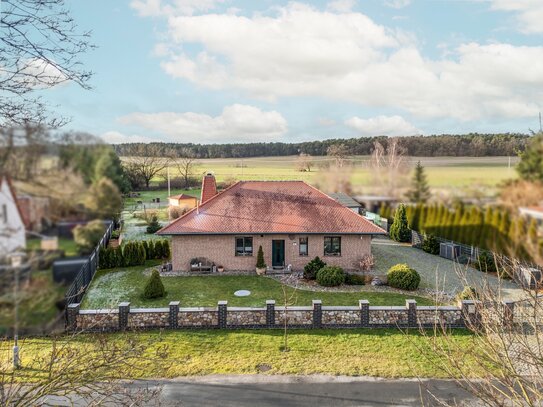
[66,303,80,331]
[169,301,180,329]
[266,300,275,327]
[406,299,417,328]
[218,301,227,328]
[312,300,322,328]
[359,300,369,327]
[119,302,130,330]
[461,300,480,330]
[503,300,515,328]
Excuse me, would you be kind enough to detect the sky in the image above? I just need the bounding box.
[40,0,543,144]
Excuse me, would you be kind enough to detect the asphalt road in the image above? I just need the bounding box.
[144,375,477,406]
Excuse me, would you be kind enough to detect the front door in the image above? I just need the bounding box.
[272,240,285,268]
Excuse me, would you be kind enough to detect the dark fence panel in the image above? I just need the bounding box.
[64,222,113,308]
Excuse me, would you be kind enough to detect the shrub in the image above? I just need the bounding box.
[143,269,166,299]
[345,273,365,285]
[303,256,326,280]
[358,254,375,272]
[316,266,345,287]
[389,204,411,243]
[474,252,497,273]
[73,220,105,254]
[146,216,162,234]
[421,234,440,255]
[110,229,121,239]
[122,241,146,267]
[256,245,266,269]
[387,263,421,291]
[161,240,171,260]
[456,254,471,265]
[456,286,478,301]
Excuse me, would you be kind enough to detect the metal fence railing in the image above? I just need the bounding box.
[64,222,113,308]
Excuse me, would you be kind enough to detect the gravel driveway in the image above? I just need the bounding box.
[372,237,523,300]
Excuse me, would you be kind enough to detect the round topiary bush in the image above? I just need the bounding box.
[316,266,345,287]
[303,256,326,280]
[386,263,420,291]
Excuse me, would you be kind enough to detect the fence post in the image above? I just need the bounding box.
[119,302,130,330]
[218,301,227,329]
[66,303,80,331]
[503,300,515,327]
[461,300,480,330]
[312,300,322,328]
[359,300,369,327]
[266,300,275,327]
[406,299,417,328]
[169,301,180,329]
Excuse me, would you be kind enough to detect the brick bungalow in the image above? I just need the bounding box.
[157,173,386,272]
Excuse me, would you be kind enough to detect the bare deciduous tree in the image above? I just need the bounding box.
[296,153,313,172]
[170,148,198,188]
[327,144,349,168]
[124,145,169,189]
[0,0,94,127]
[370,138,408,197]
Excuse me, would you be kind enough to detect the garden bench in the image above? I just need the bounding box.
[189,257,215,272]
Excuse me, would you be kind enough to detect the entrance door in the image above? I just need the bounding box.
[272,240,285,268]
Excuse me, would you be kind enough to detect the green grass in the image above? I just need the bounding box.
[124,188,201,208]
[4,329,480,378]
[26,237,79,257]
[81,261,435,309]
[133,155,517,191]
[0,269,64,334]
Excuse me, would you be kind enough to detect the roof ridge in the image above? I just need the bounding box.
[157,181,242,234]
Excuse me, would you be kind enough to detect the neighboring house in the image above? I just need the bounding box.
[168,194,198,210]
[328,192,362,214]
[17,194,51,232]
[158,174,386,272]
[0,175,26,256]
[519,206,543,229]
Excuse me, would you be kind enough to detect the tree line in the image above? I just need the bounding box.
[112,133,530,158]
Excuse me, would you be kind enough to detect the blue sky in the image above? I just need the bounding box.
[41,0,543,143]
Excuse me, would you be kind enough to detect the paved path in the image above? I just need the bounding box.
[131,375,478,406]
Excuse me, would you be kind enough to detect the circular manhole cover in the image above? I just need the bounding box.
[234,290,251,297]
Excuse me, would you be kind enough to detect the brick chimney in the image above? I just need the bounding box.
[200,172,218,204]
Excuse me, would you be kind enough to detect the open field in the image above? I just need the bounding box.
[2,329,480,378]
[81,261,435,309]
[138,155,517,194]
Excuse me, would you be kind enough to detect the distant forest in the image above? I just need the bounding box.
[113,133,530,158]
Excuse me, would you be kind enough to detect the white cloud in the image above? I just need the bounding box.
[384,0,411,9]
[327,0,356,13]
[101,131,156,144]
[138,2,543,122]
[489,0,543,34]
[346,115,420,136]
[117,104,288,143]
[130,0,222,17]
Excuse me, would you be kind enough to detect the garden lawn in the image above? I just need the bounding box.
[81,262,435,309]
[372,237,522,300]
[4,329,480,378]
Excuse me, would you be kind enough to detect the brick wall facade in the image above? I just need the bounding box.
[171,234,372,272]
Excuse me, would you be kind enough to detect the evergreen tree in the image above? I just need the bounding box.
[162,240,171,260]
[390,204,411,243]
[451,207,464,242]
[256,245,266,269]
[143,269,166,299]
[517,131,543,183]
[406,161,431,204]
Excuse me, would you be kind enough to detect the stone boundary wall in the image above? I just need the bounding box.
[67,299,514,332]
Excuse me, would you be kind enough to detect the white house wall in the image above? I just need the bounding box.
[0,178,26,256]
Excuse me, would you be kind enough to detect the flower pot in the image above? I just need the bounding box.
[217,266,224,273]
[256,267,266,275]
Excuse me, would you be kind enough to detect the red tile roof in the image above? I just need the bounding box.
[158,181,386,235]
[200,173,217,203]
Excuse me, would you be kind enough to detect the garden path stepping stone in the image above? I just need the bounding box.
[234,290,251,297]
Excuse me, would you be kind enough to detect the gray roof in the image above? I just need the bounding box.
[328,192,362,208]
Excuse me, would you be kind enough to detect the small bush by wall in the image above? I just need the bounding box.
[387,264,420,291]
[303,257,326,280]
[474,252,497,273]
[316,266,345,287]
[421,235,440,255]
